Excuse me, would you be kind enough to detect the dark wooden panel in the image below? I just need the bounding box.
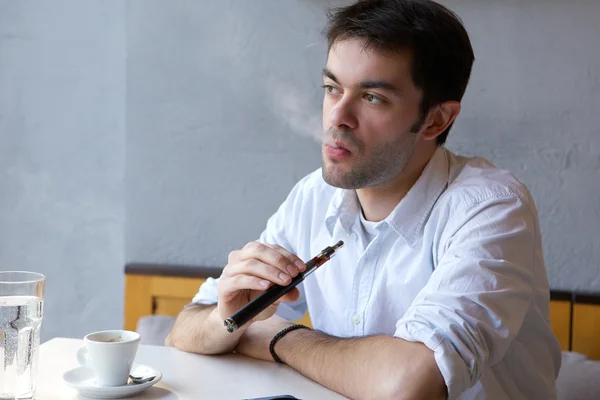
[550,290,573,302]
[573,292,600,305]
[125,263,222,279]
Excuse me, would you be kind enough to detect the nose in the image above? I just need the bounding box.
[329,97,358,131]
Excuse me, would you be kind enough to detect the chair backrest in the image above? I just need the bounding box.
[550,290,600,360]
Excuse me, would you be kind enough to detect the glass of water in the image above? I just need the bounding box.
[0,272,45,400]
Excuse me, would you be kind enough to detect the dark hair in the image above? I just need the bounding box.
[324,0,475,145]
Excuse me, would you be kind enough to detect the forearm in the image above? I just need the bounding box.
[276,329,446,400]
[165,303,245,354]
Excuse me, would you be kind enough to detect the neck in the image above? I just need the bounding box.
[356,144,437,222]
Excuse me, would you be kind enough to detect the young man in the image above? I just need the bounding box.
[166,1,562,399]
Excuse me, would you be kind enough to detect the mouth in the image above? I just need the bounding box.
[324,139,353,154]
[323,140,353,160]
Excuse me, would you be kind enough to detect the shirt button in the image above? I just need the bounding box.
[352,315,361,325]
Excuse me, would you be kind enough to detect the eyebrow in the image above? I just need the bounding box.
[322,68,339,83]
[322,68,400,95]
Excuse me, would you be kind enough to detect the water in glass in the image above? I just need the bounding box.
[0,296,43,399]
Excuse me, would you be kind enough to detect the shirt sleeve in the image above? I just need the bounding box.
[190,180,309,321]
[394,194,536,399]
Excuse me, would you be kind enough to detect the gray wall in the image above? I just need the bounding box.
[126,1,325,265]
[0,0,126,341]
[1,0,599,339]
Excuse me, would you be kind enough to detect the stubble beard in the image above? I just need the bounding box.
[322,128,417,190]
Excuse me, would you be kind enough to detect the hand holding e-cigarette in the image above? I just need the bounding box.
[216,242,311,327]
[224,241,344,332]
[216,241,344,332]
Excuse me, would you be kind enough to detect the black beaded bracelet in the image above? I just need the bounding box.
[269,324,310,363]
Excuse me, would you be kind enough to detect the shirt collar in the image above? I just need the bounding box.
[324,146,449,247]
[325,187,360,236]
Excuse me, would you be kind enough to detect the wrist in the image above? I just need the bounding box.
[270,324,310,363]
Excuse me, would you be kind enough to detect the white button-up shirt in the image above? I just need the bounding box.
[193,147,562,400]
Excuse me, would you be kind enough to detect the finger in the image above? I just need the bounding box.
[227,249,243,266]
[226,259,292,286]
[265,244,307,273]
[239,242,300,277]
[222,249,244,278]
[218,275,269,301]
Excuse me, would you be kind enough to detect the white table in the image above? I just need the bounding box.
[37,338,347,400]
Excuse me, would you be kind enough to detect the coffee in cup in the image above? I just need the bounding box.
[77,330,140,386]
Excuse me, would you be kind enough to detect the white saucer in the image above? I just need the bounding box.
[62,363,162,399]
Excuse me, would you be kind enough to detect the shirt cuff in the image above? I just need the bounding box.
[190,277,219,305]
[394,321,473,400]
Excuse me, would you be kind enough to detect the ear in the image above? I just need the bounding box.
[419,101,461,141]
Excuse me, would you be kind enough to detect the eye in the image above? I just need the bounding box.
[322,84,340,95]
[364,93,383,105]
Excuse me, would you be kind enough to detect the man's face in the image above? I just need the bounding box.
[321,38,425,189]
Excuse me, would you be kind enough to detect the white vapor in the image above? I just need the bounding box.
[267,77,323,142]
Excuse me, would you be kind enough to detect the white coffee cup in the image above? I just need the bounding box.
[77,330,140,387]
